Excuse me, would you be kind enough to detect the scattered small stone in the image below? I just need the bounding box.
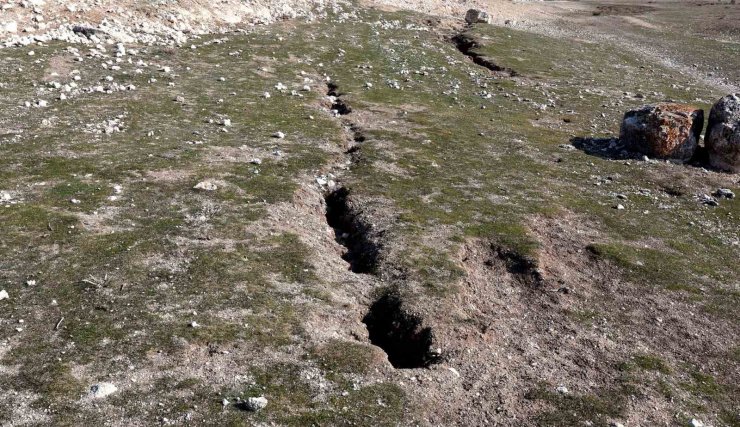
[244,396,268,411]
[89,382,118,398]
[700,194,719,206]
[193,181,218,191]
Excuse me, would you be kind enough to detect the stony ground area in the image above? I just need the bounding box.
[0,1,738,426]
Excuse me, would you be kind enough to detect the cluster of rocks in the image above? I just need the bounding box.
[619,94,740,172]
[0,0,348,49]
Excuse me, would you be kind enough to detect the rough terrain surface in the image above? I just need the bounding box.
[0,1,738,426]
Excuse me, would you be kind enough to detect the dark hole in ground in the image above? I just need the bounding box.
[324,187,379,274]
[451,33,518,76]
[349,124,366,142]
[362,292,435,369]
[489,245,543,286]
[327,82,353,115]
[332,99,353,115]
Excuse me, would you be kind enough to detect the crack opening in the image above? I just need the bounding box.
[327,82,353,115]
[362,292,436,369]
[324,187,379,274]
[451,33,517,77]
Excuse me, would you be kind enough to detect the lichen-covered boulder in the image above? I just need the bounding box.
[619,103,704,162]
[706,94,740,173]
[465,9,491,24]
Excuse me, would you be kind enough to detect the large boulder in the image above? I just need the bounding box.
[619,103,704,162]
[706,94,740,173]
[465,9,491,24]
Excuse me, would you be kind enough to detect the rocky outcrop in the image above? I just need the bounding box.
[464,9,490,24]
[706,94,740,173]
[619,103,704,162]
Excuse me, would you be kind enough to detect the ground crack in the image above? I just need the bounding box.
[324,187,380,274]
[450,31,518,77]
[362,291,437,369]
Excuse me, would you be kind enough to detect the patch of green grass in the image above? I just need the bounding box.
[619,354,672,375]
[526,382,631,426]
[311,339,376,374]
[682,371,724,399]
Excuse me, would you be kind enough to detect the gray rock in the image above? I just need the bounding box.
[714,188,735,199]
[244,396,268,411]
[465,9,491,24]
[706,94,740,173]
[193,181,217,191]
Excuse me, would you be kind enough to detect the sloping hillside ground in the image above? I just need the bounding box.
[0,2,738,426]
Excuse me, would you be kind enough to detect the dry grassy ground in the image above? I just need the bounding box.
[0,1,738,426]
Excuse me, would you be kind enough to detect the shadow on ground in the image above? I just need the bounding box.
[570,136,632,160]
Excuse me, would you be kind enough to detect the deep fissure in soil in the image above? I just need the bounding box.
[327,82,353,115]
[324,187,380,274]
[451,32,517,76]
[362,292,435,369]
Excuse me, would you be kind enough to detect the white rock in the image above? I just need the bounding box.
[272,131,285,139]
[1,21,18,34]
[193,181,217,191]
[555,385,569,394]
[690,420,704,427]
[0,289,8,300]
[262,91,271,98]
[89,382,118,398]
[245,396,268,411]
